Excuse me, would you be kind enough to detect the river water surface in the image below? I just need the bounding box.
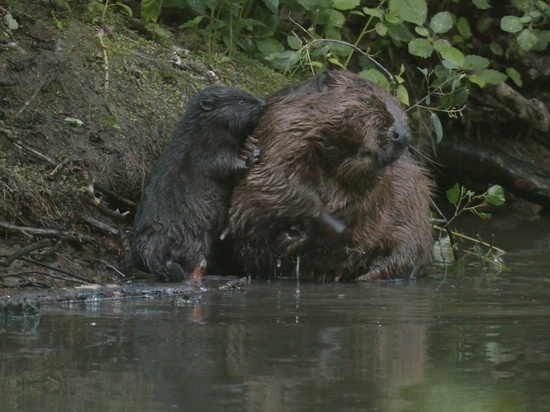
[1,217,549,411]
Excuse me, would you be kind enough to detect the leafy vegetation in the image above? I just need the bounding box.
[135,0,547,137]
[433,183,507,274]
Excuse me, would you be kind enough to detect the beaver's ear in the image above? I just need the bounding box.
[316,70,337,90]
[200,99,214,111]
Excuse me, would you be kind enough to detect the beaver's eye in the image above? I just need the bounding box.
[363,99,372,107]
[239,100,246,105]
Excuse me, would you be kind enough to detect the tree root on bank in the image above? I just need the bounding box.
[0,220,97,243]
[436,138,550,210]
[493,83,549,133]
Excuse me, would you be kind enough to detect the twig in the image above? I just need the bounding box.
[97,27,110,98]
[94,183,136,208]
[0,220,96,243]
[83,216,119,235]
[11,141,57,165]
[14,75,57,119]
[0,271,50,278]
[47,157,71,178]
[83,183,129,221]
[19,256,91,283]
[0,239,52,267]
[106,264,127,278]
[432,225,505,254]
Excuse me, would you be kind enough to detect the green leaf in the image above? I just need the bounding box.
[4,13,18,30]
[468,75,487,88]
[408,38,433,58]
[438,45,465,68]
[385,13,401,24]
[446,183,460,205]
[520,15,532,24]
[298,0,333,11]
[287,35,302,50]
[256,38,284,55]
[363,7,383,19]
[386,22,415,42]
[506,67,523,87]
[388,0,427,26]
[517,28,538,51]
[261,0,279,14]
[415,26,430,37]
[359,69,390,90]
[396,84,410,106]
[433,39,450,52]
[512,0,530,12]
[476,212,492,219]
[179,16,203,29]
[328,57,346,69]
[456,17,472,39]
[485,185,505,206]
[500,16,523,33]
[472,0,491,10]
[478,69,507,85]
[417,67,428,77]
[141,0,161,24]
[375,22,387,36]
[433,236,455,264]
[430,11,453,34]
[441,87,469,109]
[264,50,300,70]
[463,55,490,71]
[318,9,346,27]
[431,113,443,143]
[489,42,503,56]
[332,0,361,11]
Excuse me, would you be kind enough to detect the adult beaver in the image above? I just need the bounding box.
[132,86,266,283]
[227,70,433,281]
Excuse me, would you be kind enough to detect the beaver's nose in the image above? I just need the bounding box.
[257,98,267,110]
[390,123,411,148]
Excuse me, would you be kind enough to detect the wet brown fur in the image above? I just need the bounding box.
[131,86,266,282]
[227,71,433,281]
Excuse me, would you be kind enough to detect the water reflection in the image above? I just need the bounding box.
[1,217,550,411]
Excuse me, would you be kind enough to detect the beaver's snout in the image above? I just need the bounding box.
[390,122,411,149]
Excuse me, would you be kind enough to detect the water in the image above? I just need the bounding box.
[1,218,549,412]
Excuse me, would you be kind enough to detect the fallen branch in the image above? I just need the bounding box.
[0,220,96,243]
[437,138,550,208]
[19,256,91,284]
[494,83,549,132]
[83,182,130,221]
[1,269,88,285]
[0,238,52,267]
[47,157,71,178]
[83,216,119,235]
[97,27,110,98]
[14,75,57,119]
[11,141,57,165]
[94,183,136,208]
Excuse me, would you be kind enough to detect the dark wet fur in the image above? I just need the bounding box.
[131,86,266,282]
[227,71,433,281]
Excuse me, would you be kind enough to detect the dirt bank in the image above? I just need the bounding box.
[0,1,283,288]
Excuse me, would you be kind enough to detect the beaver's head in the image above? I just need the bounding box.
[275,71,411,185]
[192,86,267,139]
